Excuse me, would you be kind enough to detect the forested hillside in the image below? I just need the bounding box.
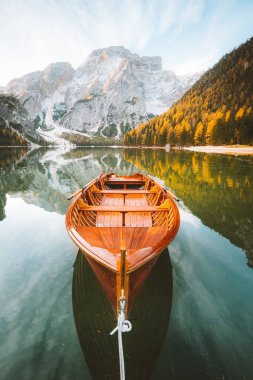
[0,95,46,146]
[123,37,253,146]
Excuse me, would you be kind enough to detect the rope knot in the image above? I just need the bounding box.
[109,296,132,380]
[121,319,132,332]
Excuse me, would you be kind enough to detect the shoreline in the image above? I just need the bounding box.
[122,146,165,150]
[181,145,253,155]
[123,144,253,155]
[1,144,253,155]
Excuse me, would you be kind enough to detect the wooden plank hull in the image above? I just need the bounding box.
[84,249,158,314]
[66,172,180,315]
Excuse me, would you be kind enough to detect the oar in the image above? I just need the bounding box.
[67,172,105,201]
[163,186,180,202]
[144,172,180,202]
[67,186,86,201]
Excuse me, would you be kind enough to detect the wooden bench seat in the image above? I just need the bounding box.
[79,205,171,212]
[105,180,145,184]
[91,189,157,194]
[97,193,152,227]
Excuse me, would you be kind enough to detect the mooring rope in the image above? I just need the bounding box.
[110,298,132,380]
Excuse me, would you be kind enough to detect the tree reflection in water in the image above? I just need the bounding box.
[0,146,252,267]
[124,149,253,268]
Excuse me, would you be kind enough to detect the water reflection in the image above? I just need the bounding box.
[152,208,253,380]
[0,147,27,220]
[0,147,28,166]
[72,249,173,379]
[0,196,88,380]
[1,147,253,379]
[0,147,252,268]
[0,147,134,219]
[124,149,253,268]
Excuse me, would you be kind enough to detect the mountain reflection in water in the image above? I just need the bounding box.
[0,147,252,267]
[0,147,133,219]
[72,249,173,380]
[0,147,253,379]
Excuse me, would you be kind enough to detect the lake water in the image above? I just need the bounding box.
[0,147,253,380]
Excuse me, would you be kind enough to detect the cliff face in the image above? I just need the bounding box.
[0,95,46,146]
[5,47,200,138]
[6,63,74,116]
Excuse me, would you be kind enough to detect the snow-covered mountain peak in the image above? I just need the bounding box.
[5,46,202,139]
[79,46,162,73]
[89,45,131,57]
[43,62,74,82]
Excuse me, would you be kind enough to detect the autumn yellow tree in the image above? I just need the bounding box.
[194,122,204,145]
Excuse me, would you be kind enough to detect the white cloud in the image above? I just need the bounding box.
[0,0,252,84]
[0,0,205,84]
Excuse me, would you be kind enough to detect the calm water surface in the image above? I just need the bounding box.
[0,147,253,380]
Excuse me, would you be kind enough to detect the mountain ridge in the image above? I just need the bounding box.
[5,46,201,139]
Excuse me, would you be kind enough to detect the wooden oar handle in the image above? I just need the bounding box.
[67,186,85,201]
[67,174,104,201]
[164,187,180,202]
[145,172,180,202]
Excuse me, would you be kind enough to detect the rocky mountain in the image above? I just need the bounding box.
[0,95,46,146]
[5,46,200,139]
[124,37,253,146]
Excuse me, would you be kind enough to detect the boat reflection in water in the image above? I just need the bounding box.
[72,248,173,379]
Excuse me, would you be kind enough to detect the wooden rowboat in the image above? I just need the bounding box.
[66,172,180,317]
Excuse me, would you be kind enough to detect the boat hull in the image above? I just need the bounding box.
[66,172,180,315]
[83,247,159,314]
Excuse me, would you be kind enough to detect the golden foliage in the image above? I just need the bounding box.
[124,37,253,147]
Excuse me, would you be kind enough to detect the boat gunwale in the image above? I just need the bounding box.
[65,172,180,273]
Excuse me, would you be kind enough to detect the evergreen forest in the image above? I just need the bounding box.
[123,37,253,147]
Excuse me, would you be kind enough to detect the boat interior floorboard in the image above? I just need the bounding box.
[97,194,152,227]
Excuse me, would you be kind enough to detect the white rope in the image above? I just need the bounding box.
[110,299,132,380]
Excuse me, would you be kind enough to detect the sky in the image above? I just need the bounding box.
[0,0,253,85]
